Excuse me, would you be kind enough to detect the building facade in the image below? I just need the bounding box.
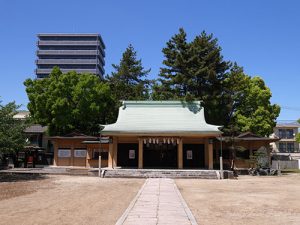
[51,133,109,168]
[36,33,105,78]
[51,101,221,169]
[50,101,278,170]
[12,111,52,167]
[214,132,278,171]
[270,121,300,159]
[101,101,222,169]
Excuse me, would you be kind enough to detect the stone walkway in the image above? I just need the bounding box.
[116,178,198,225]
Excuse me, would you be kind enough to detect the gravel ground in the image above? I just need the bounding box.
[0,173,50,201]
[176,174,300,225]
[0,175,144,225]
[2,173,299,225]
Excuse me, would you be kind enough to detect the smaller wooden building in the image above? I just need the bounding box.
[214,132,280,170]
[51,133,110,168]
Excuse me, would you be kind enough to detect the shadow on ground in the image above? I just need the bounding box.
[0,173,47,182]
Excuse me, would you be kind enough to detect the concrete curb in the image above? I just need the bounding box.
[174,180,199,225]
[115,179,148,225]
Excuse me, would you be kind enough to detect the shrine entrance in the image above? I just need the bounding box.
[143,143,178,168]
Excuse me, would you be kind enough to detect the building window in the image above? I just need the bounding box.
[279,143,286,153]
[279,129,294,139]
[286,129,294,139]
[278,129,285,139]
[287,143,295,153]
[236,148,250,159]
[92,150,100,159]
[58,149,71,157]
[74,149,87,158]
[92,149,108,160]
[100,152,108,160]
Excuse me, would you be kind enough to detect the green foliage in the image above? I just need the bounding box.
[24,67,115,136]
[106,44,152,101]
[297,118,300,143]
[154,28,232,126]
[249,148,269,168]
[0,100,28,154]
[233,77,280,136]
[155,28,280,136]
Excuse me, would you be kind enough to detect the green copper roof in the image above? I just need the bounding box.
[101,101,222,136]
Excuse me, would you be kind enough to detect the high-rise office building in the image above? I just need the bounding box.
[35,33,105,78]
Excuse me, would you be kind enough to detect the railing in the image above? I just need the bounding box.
[35,68,100,75]
[278,147,300,153]
[36,59,100,65]
[279,135,296,140]
[37,40,105,55]
[36,50,100,55]
[38,40,100,46]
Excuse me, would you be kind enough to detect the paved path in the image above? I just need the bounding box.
[116,178,198,225]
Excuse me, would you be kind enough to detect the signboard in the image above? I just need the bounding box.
[187,150,193,160]
[129,149,135,159]
[58,149,71,158]
[74,149,87,158]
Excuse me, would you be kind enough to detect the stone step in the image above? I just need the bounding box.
[66,168,89,175]
[102,169,221,179]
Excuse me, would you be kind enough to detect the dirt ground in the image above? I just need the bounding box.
[0,175,144,225]
[176,174,300,225]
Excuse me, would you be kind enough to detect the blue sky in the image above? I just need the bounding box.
[0,0,299,120]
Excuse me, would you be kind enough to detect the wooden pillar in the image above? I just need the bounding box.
[205,139,209,168]
[205,138,214,169]
[208,140,213,170]
[108,138,114,168]
[138,138,143,169]
[86,147,91,168]
[178,138,183,169]
[112,137,118,168]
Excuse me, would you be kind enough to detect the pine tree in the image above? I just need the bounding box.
[155,28,280,136]
[107,44,151,101]
[154,28,231,126]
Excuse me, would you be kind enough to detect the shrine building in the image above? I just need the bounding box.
[101,101,222,169]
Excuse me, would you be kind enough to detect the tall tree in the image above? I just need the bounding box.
[0,100,28,155]
[155,28,280,136]
[24,67,115,136]
[222,64,251,135]
[154,28,231,126]
[233,76,280,136]
[106,44,151,101]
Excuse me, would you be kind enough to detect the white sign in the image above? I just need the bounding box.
[74,149,87,158]
[129,150,135,159]
[58,149,71,158]
[187,150,193,160]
